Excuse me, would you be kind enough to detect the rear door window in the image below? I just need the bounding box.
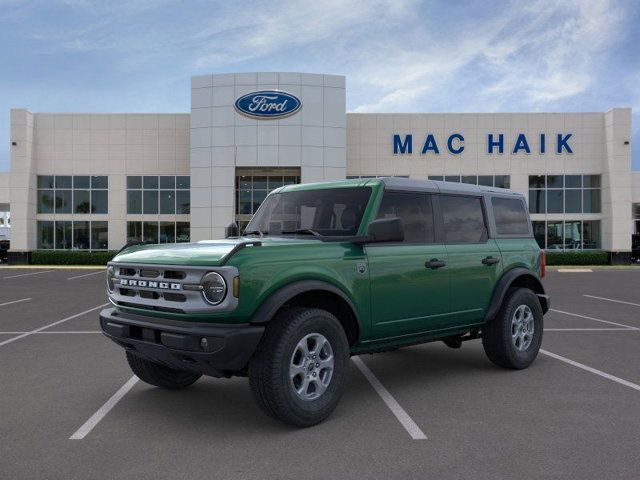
[376,192,434,243]
[492,197,530,235]
[440,195,487,244]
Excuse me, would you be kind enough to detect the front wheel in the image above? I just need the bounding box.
[482,287,543,369]
[249,307,350,427]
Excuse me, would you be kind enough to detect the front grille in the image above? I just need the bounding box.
[109,262,239,314]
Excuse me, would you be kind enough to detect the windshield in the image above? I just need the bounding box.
[245,187,372,237]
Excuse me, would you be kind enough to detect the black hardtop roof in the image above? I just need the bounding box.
[378,177,522,197]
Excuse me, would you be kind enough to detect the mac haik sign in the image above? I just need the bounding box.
[393,133,573,155]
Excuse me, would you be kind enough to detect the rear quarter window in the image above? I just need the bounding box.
[492,197,530,235]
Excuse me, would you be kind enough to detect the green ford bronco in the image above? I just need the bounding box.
[100,178,549,427]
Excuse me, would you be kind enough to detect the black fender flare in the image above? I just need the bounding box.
[249,280,361,330]
[485,268,549,322]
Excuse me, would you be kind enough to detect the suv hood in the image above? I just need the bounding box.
[112,237,322,266]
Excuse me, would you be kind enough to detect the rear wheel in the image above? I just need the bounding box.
[126,351,202,389]
[482,288,543,369]
[249,307,349,427]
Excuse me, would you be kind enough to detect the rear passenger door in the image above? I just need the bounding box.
[438,194,502,325]
[366,191,451,339]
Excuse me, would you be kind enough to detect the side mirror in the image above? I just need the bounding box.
[225,222,239,238]
[363,217,404,243]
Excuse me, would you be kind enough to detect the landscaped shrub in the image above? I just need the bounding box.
[545,250,609,266]
[30,250,118,265]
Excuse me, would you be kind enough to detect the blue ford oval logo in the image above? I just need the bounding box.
[234,90,302,119]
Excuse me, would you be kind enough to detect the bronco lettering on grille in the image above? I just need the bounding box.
[119,278,181,290]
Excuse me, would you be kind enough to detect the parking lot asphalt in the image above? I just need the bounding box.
[1,266,639,480]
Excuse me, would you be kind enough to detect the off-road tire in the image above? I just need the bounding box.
[482,287,543,369]
[248,307,350,427]
[126,351,202,389]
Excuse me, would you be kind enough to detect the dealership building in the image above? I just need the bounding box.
[0,72,638,263]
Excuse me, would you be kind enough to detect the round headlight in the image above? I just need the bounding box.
[201,272,227,305]
[106,266,115,292]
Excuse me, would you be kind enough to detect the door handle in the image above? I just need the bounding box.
[482,256,500,266]
[425,259,446,269]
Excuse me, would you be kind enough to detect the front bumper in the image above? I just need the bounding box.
[99,307,264,377]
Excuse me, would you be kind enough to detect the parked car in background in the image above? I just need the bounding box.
[0,240,9,263]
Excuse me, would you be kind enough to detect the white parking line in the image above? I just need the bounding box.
[70,376,139,440]
[0,331,102,334]
[2,270,54,279]
[557,268,593,273]
[67,270,105,280]
[0,303,109,347]
[550,308,638,330]
[583,295,640,308]
[352,356,427,440]
[0,298,31,307]
[540,349,640,392]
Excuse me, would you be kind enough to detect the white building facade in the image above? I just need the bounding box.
[0,72,637,263]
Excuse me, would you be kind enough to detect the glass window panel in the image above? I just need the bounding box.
[127,221,142,243]
[565,175,582,188]
[176,190,190,214]
[492,198,530,235]
[461,175,477,185]
[127,191,142,214]
[547,175,563,188]
[127,176,142,189]
[238,190,252,214]
[583,189,601,213]
[54,190,72,214]
[176,222,190,242]
[73,221,90,250]
[91,221,108,250]
[428,176,444,181]
[565,190,581,214]
[529,175,546,188]
[444,176,460,183]
[376,192,434,243]
[143,176,159,189]
[159,222,176,243]
[547,190,563,213]
[74,190,91,214]
[564,221,582,249]
[176,176,190,189]
[73,176,90,188]
[582,220,601,249]
[38,175,54,189]
[160,176,175,189]
[37,221,54,249]
[532,221,545,249]
[252,190,267,213]
[37,190,54,213]
[55,221,72,249]
[583,175,601,188]
[283,176,297,185]
[143,191,158,214]
[253,176,268,190]
[55,175,72,188]
[268,177,284,190]
[495,175,510,189]
[440,195,486,244]
[91,176,108,189]
[546,221,564,250]
[91,190,108,214]
[478,175,493,187]
[528,190,545,214]
[143,222,159,243]
[160,191,175,214]
[238,176,251,190]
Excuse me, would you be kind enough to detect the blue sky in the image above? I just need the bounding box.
[1,0,639,171]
